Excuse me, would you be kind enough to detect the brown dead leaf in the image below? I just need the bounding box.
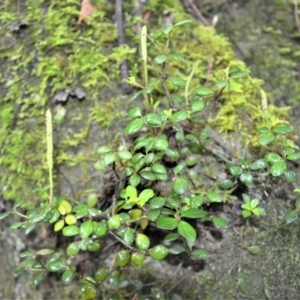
[77,0,95,25]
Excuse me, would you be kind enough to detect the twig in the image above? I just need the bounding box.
[294,0,300,34]
[180,0,210,26]
[109,230,135,251]
[115,0,131,94]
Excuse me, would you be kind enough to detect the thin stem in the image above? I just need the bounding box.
[161,62,174,109]
[14,210,32,220]
[109,230,135,251]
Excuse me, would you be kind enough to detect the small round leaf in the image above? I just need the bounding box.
[149,244,169,260]
[177,220,196,242]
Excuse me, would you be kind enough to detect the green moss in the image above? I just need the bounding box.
[0,1,134,201]
[0,0,294,202]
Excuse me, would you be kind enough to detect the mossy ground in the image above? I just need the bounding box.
[0,0,293,201]
[0,1,299,299]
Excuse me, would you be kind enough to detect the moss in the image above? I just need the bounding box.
[0,0,294,203]
[0,1,134,201]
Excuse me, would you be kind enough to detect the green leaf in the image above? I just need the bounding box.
[230,71,248,78]
[240,172,253,185]
[252,207,266,216]
[0,211,11,220]
[163,25,174,34]
[24,223,36,235]
[94,221,107,237]
[170,110,188,123]
[163,233,180,242]
[270,159,286,177]
[32,272,45,287]
[228,165,242,176]
[48,261,64,272]
[135,233,150,250]
[154,54,167,64]
[148,209,161,221]
[73,204,89,219]
[117,150,132,160]
[218,180,234,190]
[174,19,192,27]
[168,244,185,254]
[139,189,155,205]
[149,197,165,209]
[212,217,228,228]
[242,210,251,218]
[97,145,111,154]
[95,267,109,282]
[264,152,281,164]
[195,86,213,96]
[36,249,55,256]
[156,217,179,230]
[250,199,259,208]
[285,210,298,224]
[79,220,94,239]
[128,107,142,118]
[115,250,130,267]
[201,126,212,139]
[108,214,121,229]
[191,100,205,113]
[122,227,135,245]
[140,170,156,181]
[168,75,186,87]
[186,154,198,166]
[282,147,295,156]
[61,269,75,285]
[273,125,293,134]
[287,152,300,161]
[229,81,243,92]
[284,171,298,183]
[9,222,24,229]
[168,53,186,62]
[129,174,141,187]
[173,161,186,175]
[126,90,143,105]
[238,277,247,293]
[206,192,222,203]
[215,80,229,89]
[67,242,80,256]
[83,285,97,300]
[103,153,116,166]
[131,153,144,164]
[177,221,197,242]
[94,159,106,171]
[172,178,189,195]
[151,164,167,174]
[14,199,25,209]
[20,250,33,258]
[171,93,184,105]
[62,225,79,237]
[153,136,168,151]
[126,185,137,199]
[131,252,146,266]
[259,133,275,145]
[144,153,155,164]
[247,245,261,255]
[241,202,251,210]
[149,244,169,260]
[124,118,144,134]
[191,195,204,208]
[193,248,210,260]
[250,159,267,170]
[257,127,269,134]
[144,113,163,127]
[181,208,206,218]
